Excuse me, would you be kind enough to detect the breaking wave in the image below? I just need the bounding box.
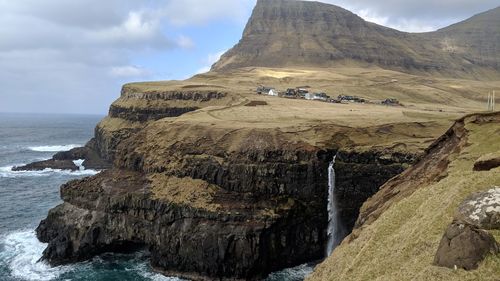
[28,145,81,152]
[0,165,100,178]
[0,230,71,281]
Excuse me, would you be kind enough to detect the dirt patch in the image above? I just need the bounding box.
[245,100,268,107]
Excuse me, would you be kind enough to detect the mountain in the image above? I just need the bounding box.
[212,0,500,78]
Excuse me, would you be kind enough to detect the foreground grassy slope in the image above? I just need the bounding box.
[307,113,500,281]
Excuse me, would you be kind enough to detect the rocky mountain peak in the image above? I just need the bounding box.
[212,0,500,78]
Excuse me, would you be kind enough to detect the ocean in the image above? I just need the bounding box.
[0,113,314,281]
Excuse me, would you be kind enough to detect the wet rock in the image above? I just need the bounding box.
[433,221,498,270]
[13,159,78,171]
[13,143,111,172]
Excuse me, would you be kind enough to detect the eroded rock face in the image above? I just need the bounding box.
[109,105,199,122]
[474,153,500,171]
[36,122,415,280]
[433,221,499,270]
[335,151,415,230]
[37,169,326,280]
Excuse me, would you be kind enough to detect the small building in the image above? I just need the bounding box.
[267,89,279,96]
[338,95,365,103]
[382,98,400,106]
[284,88,297,98]
[312,92,330,101]
[256,86,278,96]
[295,86,310,98]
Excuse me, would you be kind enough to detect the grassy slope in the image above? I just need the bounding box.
[307,115,500,281]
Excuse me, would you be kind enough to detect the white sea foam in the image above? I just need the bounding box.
[135,262,185,281]
[28,145,81,152]
[0,165,100,178]
[0,230,71,281]
[265,263,314,281]
[73,159,85,171]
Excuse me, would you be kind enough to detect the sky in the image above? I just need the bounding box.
[0,0,498,114]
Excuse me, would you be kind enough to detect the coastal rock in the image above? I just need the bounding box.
[36,121,415,280]
[37,170,326,280]
[13,141,111,172]
[13,159,78,171]
[433,221,499,270]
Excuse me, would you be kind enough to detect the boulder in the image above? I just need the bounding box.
[434,187,500,270]
[433,221,498,270]
[455,187,500,230]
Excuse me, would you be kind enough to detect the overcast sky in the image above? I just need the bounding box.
[0,0,497,114]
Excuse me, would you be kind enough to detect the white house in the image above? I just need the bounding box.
[267,89,279,96]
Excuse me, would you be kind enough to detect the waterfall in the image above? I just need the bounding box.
[326,156,341,256]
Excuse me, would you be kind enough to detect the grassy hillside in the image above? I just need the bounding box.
[307,113,500,281]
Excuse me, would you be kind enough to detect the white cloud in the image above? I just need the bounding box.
[195,50,227,74]
[308,0,499,32]
[356,9,435,32]
[161,0,255,26]
[176,35,195,49]
[109,65,151,78]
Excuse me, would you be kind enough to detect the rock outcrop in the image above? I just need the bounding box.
[433,222,498,270]
[434,187,500,270]
[13,141,111,171]
[474,153,500,172]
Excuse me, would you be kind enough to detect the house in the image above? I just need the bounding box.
[256,86,278,96]
[338,95,365,103]
[312,92,330,101]
[267,88,279,96]
[284,88,297,98]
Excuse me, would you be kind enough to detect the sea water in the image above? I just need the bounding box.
[0,113,313,281]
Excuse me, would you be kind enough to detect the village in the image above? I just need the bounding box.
[256,85,401,106]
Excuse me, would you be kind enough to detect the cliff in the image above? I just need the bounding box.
[35,103,433,279]
[213,0,500,78]
[308,112,500,281]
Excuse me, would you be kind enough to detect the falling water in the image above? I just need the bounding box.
[326,156,341,256]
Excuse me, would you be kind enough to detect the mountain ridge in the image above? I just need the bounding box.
[212,0,500,78]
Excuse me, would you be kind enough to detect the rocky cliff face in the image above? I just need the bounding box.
[35,108,419,280]
[213,0,500,78]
